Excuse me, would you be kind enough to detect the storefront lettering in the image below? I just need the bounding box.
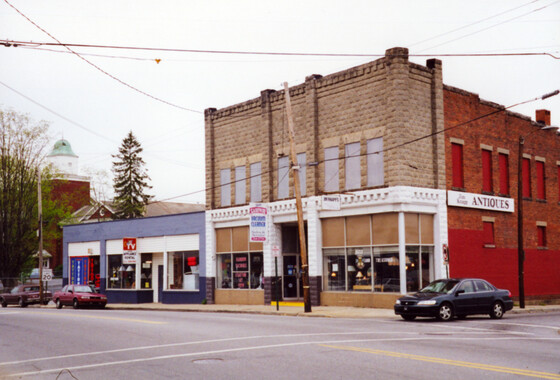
[448,190,514,213]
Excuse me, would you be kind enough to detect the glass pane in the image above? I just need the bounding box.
[233,253,249,289]
[324,146,339,192]
[108,255,122,289]
[250,253,263,289]
[220,169,231,207]
[367,137,384,187]
[278,156,289,199]
[406,246,420,292]
[167,252,183,289]
[324,248,345,291]
[217,254,232,289]
[421,247,434,289]
[235,166,246,205]
[373,247,400,292]
[345,142,361,190]
[348,247,372,292]
[250,162,262,202]
[141,253,152,289]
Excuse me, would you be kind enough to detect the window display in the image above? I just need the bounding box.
[108,255,136,289]
[167,251,199,290]
[141,253,152,289]
[217,252,263,289]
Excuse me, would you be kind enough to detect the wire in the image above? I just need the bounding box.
[151,90,558,204]
[3,38,559,60]
[3,0,202,114]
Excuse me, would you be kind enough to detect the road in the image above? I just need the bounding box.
[1,307,559,379]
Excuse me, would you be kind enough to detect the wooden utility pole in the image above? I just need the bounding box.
[283,82,311,313]
[38,169,44,305]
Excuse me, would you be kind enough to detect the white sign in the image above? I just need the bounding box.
[122,237,137,264]
[447,190,514,213]
[322,195,341,210]
[123,252,137,264]
[249,204,268,242]
[42,268,53,282]
[272,245,280,258]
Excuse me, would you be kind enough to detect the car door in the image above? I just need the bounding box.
[60,285,72,305]
[454,280,477,315]
[473,280,495,313]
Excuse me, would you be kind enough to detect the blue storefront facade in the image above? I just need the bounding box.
[62,212,206,304]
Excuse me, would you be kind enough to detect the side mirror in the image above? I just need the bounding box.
[455,289,465,296]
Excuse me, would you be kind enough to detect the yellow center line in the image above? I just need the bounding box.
[32,311,167,325]
[320,344,560,379]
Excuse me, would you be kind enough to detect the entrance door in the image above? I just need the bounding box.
[157,265,163,303]
[283,255,302,299]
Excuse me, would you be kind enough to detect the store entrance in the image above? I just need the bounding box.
[283,255,303,299]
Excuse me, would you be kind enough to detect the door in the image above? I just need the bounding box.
[157,265,163,303]
[283,255,302,299]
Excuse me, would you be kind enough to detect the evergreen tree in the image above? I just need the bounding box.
[112,131,152,219]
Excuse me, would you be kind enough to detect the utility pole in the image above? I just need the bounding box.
[283,82,311,313]
[38,169,44,305]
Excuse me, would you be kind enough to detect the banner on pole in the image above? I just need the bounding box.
[249,204,268,242]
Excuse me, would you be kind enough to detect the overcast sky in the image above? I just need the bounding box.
[1,0,559,204]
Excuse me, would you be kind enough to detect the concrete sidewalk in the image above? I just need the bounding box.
[105,302,560,319]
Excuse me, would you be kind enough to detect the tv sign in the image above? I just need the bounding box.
[123,237,137,264]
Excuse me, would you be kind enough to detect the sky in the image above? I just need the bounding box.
[1,0,559,204]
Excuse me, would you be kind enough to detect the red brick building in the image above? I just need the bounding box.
[444,87,559,303]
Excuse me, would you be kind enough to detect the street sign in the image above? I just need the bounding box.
[42,268,53,282]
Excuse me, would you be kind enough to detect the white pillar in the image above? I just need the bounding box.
[398,212,407,295]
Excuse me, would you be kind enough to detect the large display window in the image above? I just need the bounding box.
[108,255,136,289]
[167,251,199,290]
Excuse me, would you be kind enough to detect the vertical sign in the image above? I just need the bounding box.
[249,204,268,242]
[70,257,88,285]
[123,237,137,264]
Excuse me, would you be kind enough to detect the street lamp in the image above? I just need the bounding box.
[517,124,558,309]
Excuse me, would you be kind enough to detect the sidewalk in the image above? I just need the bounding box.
[105,302,560,319]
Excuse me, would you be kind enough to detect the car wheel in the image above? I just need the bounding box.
[490,301,504,319]
[401,315,416,321]
[56,299,63,309]
[437,303,454,321]
[73,298,79,309]
[1,298,6,308]
[18,298,27,308]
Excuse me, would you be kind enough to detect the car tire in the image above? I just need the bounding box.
[1,298,6,308]
[56,299,63,309]
[73,298,79,309]
[437,303,454,321]
[401,315,416,321]
[18,298,27,308]
[490,301,504,319]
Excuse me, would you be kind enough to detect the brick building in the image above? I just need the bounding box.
[203,47,559,308]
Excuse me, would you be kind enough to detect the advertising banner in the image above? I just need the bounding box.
[70,257,89,285]
[123,237,137,264]
[249,204,268,242]
[448,190,514,213]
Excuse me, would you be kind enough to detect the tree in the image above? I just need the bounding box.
[112,131,152,219]
[0,108,64,284]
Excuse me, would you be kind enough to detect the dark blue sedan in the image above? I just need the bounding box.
[394,278,514,321]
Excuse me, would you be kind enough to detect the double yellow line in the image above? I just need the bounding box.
[320,344,560,379]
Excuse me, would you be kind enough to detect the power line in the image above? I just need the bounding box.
[151,91,557,204]
[2,39,559,60]
[3,0,202,114]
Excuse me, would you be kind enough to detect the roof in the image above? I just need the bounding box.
[47,139,78,158]
[144,202,205,217]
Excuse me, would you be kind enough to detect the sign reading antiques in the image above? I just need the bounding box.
[122,237,137,264]
[447,190,514,213]
[249,204,268,242]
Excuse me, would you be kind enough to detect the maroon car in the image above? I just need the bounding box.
[0,284,52,307]
[53,285,107,309]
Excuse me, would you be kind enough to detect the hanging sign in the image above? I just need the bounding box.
[249,204,268,242]
[122,237,137,264]
[448,190,514,213]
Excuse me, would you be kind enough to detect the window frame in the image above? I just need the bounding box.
[345,142,361,190]
[234,165,246,205]
[482,148,493,193]
[250,162,262,202]
[220,168,231,207]
[498,152,510,195]
[536,160,546,200]
[324,146,340,192]
[451,142,464,189]
[367,137,384,187]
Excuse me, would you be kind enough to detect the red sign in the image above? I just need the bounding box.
[123,238,137,251]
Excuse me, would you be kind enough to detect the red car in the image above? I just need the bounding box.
[0,284,52,307]
[53,285,107,309]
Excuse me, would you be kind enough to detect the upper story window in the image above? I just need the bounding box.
[498,152,510,195]
[522,157,531,198]
[250,162,262,202]
[235,166,246,205]
[482,148,493,193]
[483,220,495,247]
[324,146,339,192]
[536,160,546,200]
[451,142,464,189]
[278,156,289,199]
[297,153,307,196]
[537,224,547,248]
[220,168,231,207]
[345,142,361,190]
[367,137,384,187]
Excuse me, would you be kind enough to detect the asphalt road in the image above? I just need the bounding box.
[1,307,559,379]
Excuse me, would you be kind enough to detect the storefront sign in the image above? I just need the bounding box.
[249,204,268,242]
[322,195,341,210]
[70,257,88,285]
[122,237,137,264]
[447,190,514,213]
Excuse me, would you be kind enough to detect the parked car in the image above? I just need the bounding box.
[0,284,52,307]
[53,284,107,309]
[394,278,514,321]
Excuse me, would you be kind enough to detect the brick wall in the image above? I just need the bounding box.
[205,47,445,210]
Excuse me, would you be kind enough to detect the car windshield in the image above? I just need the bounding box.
[419,280,460,294]
[74,286,94,293]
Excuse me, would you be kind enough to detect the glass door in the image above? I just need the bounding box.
[283,255,302,299]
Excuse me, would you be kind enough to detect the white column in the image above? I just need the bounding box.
[306,197,321,277]
[398,212,406,295]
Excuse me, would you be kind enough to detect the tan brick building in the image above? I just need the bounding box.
[204,47,448,307]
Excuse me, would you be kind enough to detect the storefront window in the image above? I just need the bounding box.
[324,249,345,291]
[141,253,152,289]
[348,247,372,291]
[373,247,400,292]
[217,252,263,289]
[167,251,199,290]
[405,246,434,292]
[107,255,136,289]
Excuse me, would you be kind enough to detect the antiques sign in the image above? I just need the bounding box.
[448,190,514,213]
